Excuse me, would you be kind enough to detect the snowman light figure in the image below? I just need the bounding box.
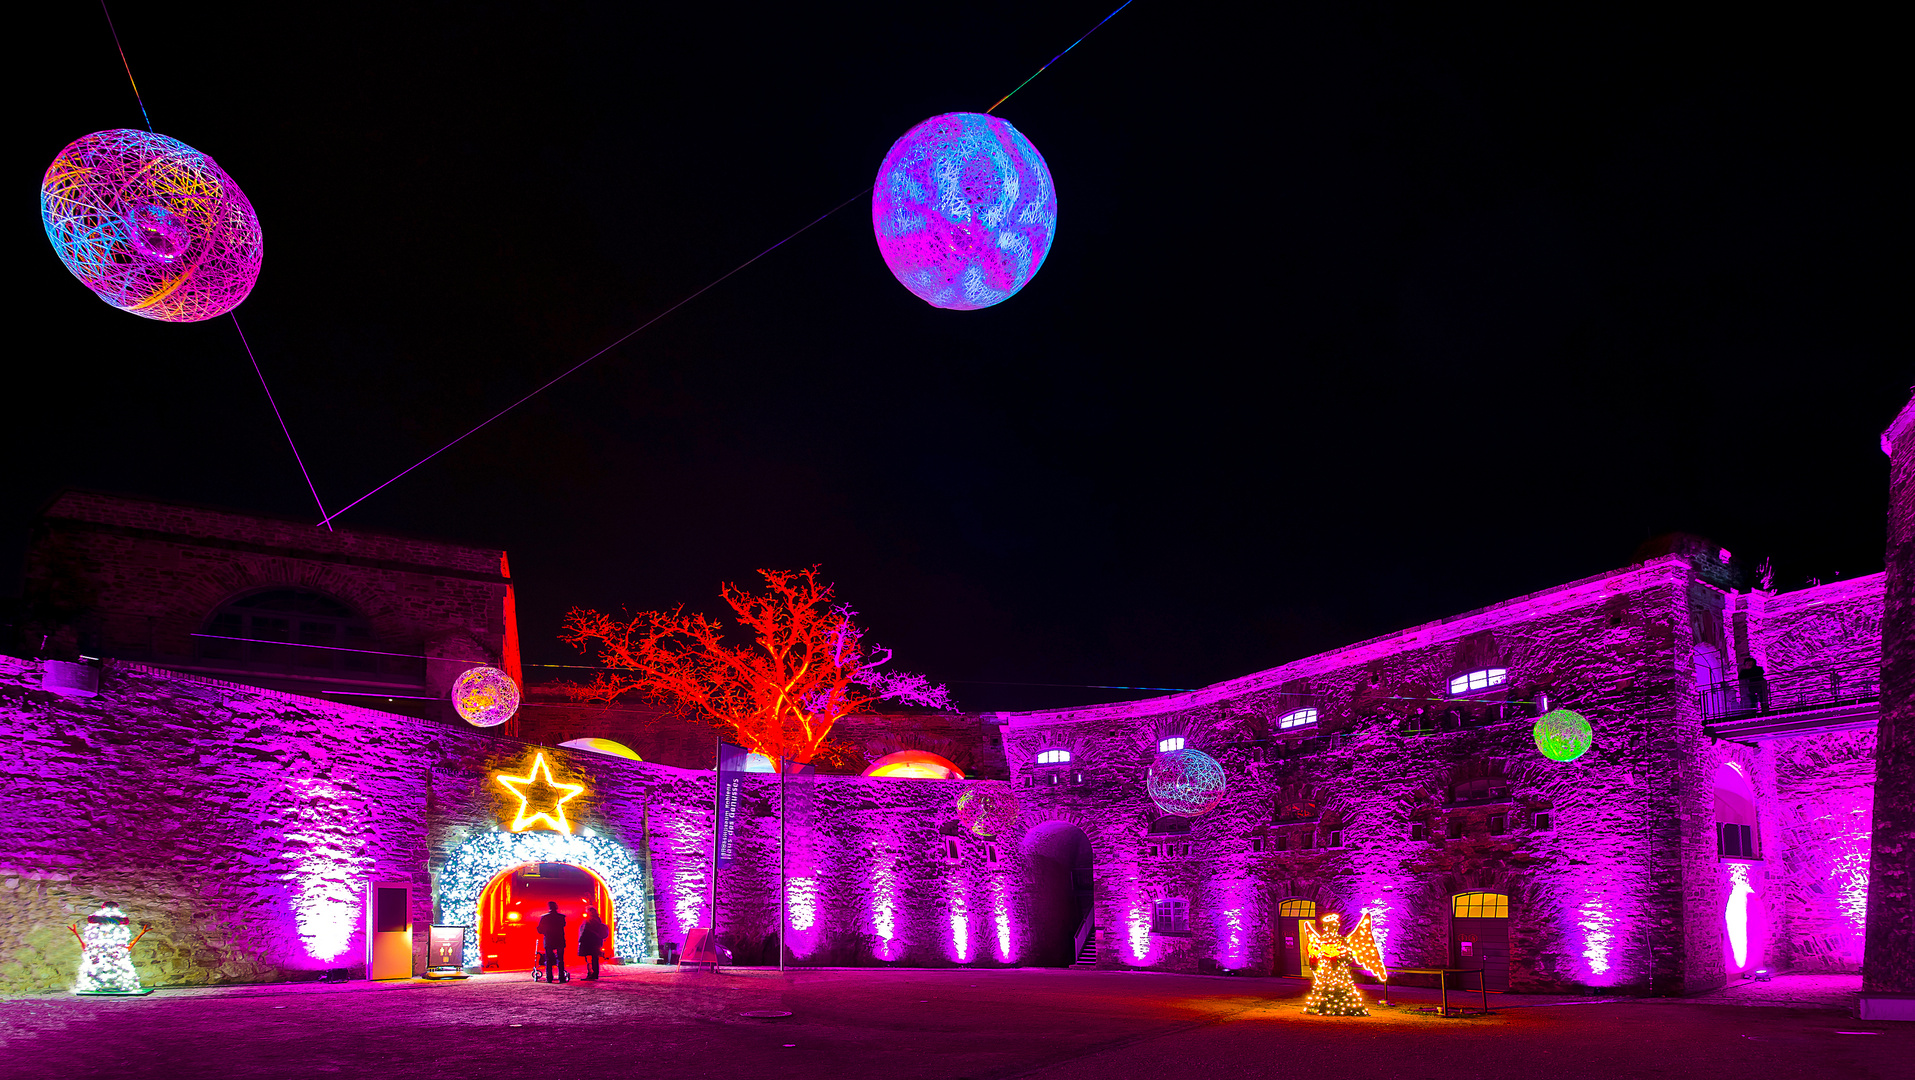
[69,902,154,996]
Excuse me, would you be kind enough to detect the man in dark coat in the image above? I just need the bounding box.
[536,902,568,983]
[578,907,608,980]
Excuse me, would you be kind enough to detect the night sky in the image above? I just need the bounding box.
[9,4,1905,711]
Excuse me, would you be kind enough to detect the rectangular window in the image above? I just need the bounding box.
[986,844,998,865]
[1147,844,1159,858]
[1046,772,1060,786]
[1327,831,1343,848]
[1410,822,1428,842]
[1251,837,1265,853]
[945,837,959,860]
[1151,898,1190,934]
[1447,817,1465,840]
[1533,812,1553,831]
[1072,770,1085,787]
[1488,814,1507,836]
[1300,833,1315,851]
[1157,736,1186,752]
[1277,708,1319,730]
[1275,833,1288,852]
[1720,822,1755,859]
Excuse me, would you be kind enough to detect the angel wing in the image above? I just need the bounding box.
[1345,911,1388,980]
[1299,918,1323,964]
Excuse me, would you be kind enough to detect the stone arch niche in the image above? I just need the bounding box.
[1020,817,1097,967]
[1713,759,1770,977]
[438,830,654,969]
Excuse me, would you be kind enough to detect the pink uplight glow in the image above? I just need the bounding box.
[871,856,901,960]
[282,779,369,961]
[1726,863,1754,969]
[1578,896,1617,980]
[946,878,972,962]
[991,875,1013,962]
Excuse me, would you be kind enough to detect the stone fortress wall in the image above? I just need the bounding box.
[998,550,1878,994]
[0,656,1026,996]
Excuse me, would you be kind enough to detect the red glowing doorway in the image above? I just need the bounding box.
[477,862,614,971]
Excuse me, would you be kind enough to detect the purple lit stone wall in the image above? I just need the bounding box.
[1000,550,1865,994]
[0,656,1025,994]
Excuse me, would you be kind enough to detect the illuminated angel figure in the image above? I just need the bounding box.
[1301,911,1388,1016]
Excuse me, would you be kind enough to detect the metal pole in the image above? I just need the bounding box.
[780,752,788,975]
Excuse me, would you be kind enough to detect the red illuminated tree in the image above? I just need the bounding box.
[559,567,951,766]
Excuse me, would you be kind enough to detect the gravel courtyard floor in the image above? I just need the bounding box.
[0,968,1901,1080]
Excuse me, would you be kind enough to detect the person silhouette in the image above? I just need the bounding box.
[578,907,608,981]
[536,901,568,983]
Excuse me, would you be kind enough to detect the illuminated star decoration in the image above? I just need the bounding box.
[494,752,585,834]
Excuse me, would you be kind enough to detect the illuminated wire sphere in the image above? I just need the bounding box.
[1147,749,1227,817]
[1533,709,1594,762]
[40,129,263,322]
[871,112,1057,310]
[954,785,1020,838]
[452,666,521,727]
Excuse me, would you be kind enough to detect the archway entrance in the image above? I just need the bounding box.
[1024,822,1094,967]
[1274,898,1317,977]
[477,862,614,972]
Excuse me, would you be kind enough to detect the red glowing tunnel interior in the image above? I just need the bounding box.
[478,862,614,971]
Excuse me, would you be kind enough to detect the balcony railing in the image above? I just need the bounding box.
[1699,659,1880,724]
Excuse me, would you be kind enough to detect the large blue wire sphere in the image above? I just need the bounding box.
[1147,749,1227,817]
[871,112,1058,310]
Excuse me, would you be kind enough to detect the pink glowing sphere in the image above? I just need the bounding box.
[40,129,263,322]
[871,112,1057,310]
[451,666,520,727]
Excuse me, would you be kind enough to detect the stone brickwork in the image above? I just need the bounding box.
[998,549,1884,995]
[22,491,517,725]
[1867,392,1915,993]
[0,656,1033,995]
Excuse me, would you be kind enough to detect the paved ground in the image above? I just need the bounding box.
[0,968,1902,1080]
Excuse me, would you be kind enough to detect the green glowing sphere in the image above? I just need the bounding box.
[1532,709,1593,762]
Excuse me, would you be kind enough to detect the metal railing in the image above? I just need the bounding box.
[1699,659,1880,724]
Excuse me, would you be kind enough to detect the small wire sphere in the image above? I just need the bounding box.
[1147,749,1227,817]
[452,666,521,727]
[40,129,263,322]
[871,112,1057,310]
[954,785,1020,839]
[1533,709,1594,762]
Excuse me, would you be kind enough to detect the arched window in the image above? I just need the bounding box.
[1157,736,1186,752]
[198,587,383,674]
[1035,749,1071,765]
[1449,668,1507,695]
[1277,707,1319,730]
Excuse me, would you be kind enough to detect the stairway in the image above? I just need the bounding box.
[1072,934,1098,968]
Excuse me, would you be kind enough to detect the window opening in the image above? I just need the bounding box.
[1276,899,1317,918]
[986,844,998,865]
[1036,749,1071,765]
[1447,817,1464,840]
[1488,814,1506,836]
[1151,898,1190,934]
[1277,708,1319,730]
[1533,812,1553,831]
[1327,830,1343,848]
[1719,823,1756,859]
[1275,833,1289,852]
[1251,837,1265,853]
[1451,892,1509,919]
[1157,736,1186,752]
[1449,668,1508,695]
[944,837,959,860]
[1410,822,1429,841]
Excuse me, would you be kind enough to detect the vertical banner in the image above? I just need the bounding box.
[714,742,751,869]
[785,762,819,877]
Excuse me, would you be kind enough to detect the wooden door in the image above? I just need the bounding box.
[1274,899,1316,977]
